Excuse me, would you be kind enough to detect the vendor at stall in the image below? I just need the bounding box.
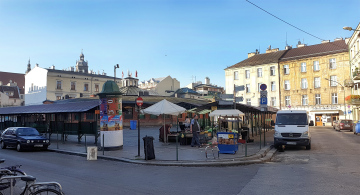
[159,124,172,142]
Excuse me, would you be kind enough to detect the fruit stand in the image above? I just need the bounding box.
[217,132,238,154]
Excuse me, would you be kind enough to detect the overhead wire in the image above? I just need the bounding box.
[245,0,346,49]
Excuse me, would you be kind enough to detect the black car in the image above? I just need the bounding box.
[0,127,50,152]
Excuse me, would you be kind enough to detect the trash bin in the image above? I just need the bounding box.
[143,136,155,160]
[130,120,137,130]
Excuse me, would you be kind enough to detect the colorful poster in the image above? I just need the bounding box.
[100,97,123,131]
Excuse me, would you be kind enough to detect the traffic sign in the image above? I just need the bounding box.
[260,97,267,105]
[260,84,267,91]
[136,97,143,107]
[260,90,267,98]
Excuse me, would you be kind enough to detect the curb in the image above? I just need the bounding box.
[48,145,277,167]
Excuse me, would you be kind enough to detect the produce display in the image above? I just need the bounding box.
[218,137,237,145]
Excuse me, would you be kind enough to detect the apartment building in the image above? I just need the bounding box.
[225,47,286,108]
[279,39,350,126]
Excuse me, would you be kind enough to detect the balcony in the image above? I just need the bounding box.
[345,95,360,105]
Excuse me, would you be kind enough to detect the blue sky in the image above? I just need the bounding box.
[0,0,359,89]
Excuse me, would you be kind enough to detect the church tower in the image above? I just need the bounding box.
[76,50,88,73]
[25,58,31,73]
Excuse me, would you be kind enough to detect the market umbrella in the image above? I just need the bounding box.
[142,99,186,143]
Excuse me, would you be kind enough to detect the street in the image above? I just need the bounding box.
[1,126,360,195]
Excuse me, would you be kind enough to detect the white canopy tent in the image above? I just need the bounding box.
[142,99,186,143]
[209,109,245,131]
[209,109,245,117]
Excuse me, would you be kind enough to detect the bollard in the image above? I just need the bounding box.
[85,134,87,153]
[57,129,59,149]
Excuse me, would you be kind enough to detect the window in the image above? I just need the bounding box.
[56,81,62,90]
[285,96,291,106]
[270,66,275,76]
[332,93,338,104]
[234,71,239,80]
[314,77,320,88]
[330,75,337,86]
[71,82,76,90]
[258,83,262,92]
[313,61,320,71]
[301,78,308,89]
[95,84,99,92]
[301,62,306,72]
[150,114,158,119]
[329,58,336,69]
[139,114,145,119]
[284,80,290,90]
[271,81,276,91]
[302,95,308,105]
[245,70,250,79]
[56,96,61,100]
[246,84,250,93]
[284,65,289,74]
[124,108,133,119]
[246,98,251,105]
[84,84,89,91]
[315,94,321,105]
[271,97,276,106]
[257,68,262,77]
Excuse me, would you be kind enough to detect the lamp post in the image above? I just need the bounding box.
[325,78,346,119]
[114,64,119,82]
[343,26,360,32]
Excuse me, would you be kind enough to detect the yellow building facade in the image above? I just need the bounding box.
[279,39,350,126]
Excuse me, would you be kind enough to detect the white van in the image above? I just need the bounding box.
[274,110,311,150]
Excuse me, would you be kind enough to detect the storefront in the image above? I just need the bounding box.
[310,110,340,126]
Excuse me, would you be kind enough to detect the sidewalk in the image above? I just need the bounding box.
[47,127,276,166]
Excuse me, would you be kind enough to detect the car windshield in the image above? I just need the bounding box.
[276,113,308,125]
[16,128,40,136]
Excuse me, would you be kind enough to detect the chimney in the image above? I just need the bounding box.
[321,40,330,44]
[248,49,259,58]
[296,41,306,48]
[285,45,292,50]
[334,38,343,41]
[205,77,210,85]
[266,45,279,53]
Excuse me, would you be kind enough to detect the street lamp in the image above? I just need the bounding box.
[343,26,360,32]
[325,78,346,119]
[114,64,119,82]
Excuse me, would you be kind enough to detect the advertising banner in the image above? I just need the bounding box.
[100,97,123,131]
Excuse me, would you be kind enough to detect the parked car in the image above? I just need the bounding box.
[0,127,50,152]
[335,120,353,131]
[333,120,339,129]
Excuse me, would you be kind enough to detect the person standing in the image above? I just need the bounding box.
[190,114,201,147]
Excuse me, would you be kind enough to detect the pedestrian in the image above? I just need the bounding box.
[190,114,201,147]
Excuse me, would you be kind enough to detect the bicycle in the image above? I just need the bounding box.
[0,159,27,176]
[0,175,63,195]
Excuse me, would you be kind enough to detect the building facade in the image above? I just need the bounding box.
[25,53,122,105]
[225,47,286,109]
[138,76,180,96]
[279,39,350,126]
[348,23,360,121]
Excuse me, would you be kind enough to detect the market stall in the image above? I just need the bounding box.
[209,109,245,154]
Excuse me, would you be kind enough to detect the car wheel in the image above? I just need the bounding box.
[1,141,6,149]
[16,143,22,152]
[306,143,311,150]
